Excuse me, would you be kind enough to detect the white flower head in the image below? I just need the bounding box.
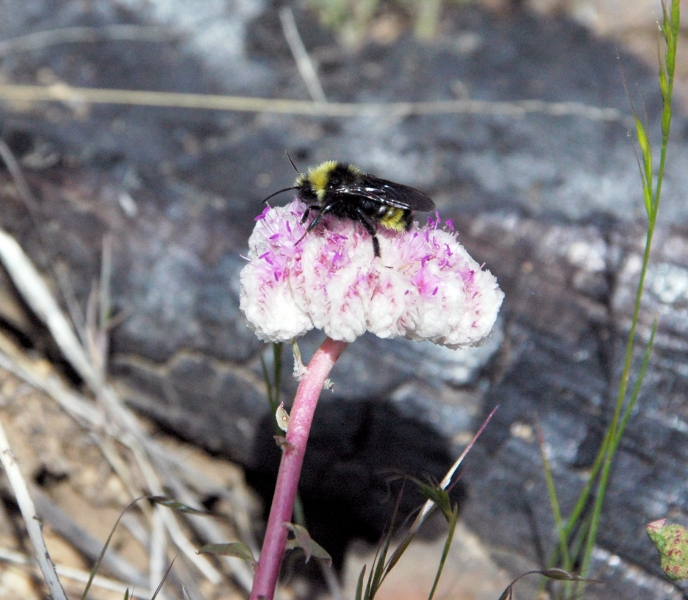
[239,200,504,348]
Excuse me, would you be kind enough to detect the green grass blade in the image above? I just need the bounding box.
[259,352,274,411]
[613,319,658,451]
[81,496,147,600]
[537,420,571,571]
[369,528,392,597]
[150,558,176,600]
[355,565,366,600]
[427,505,458,600]
[273,341,283,406]
[556,1,679,585]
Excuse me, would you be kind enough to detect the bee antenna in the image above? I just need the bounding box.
[285,151,301,174]
[262,186,297,204]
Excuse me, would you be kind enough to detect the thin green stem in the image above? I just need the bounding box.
[273,342,283,407]
[539,427,571,571]
[578,0,679,580]
[552,3,680,590]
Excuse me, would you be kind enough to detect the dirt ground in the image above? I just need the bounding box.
[0,350,257,600]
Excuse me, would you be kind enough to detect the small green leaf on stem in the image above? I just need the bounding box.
[659,60,669,103]
[635,115,650,156]
[635,116,653,182]
[198,542,257,567]
[634,115,654,217]
[276,402,290,432]
[149,496,210,515]
[540,568,580,581]
[418,484,452,523]
[284,522,332,565]
[292,340,307,380]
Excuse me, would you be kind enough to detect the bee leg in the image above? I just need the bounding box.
[301,205,321,225]
[354,208,381,258]
[371,235,380,258]
[304,204,330,233]
[295,204,331,247]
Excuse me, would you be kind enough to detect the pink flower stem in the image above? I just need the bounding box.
[249,337,349,600]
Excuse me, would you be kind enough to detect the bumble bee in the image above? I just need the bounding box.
[263,157,436,257]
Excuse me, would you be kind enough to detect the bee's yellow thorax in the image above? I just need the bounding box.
[306,161,338,201]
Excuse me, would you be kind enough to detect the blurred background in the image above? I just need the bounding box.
[0,1,687,599]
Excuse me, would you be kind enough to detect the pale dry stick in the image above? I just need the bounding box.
[0,359,188,598]
[120,511,152,550]
[122,425,223,586]
[88,434,178,590]
[91,434,155,520]
[0,221,223,586]
[84,250,220,593]
[146,439,259,589]
[0,139,91,350]
[164,472,256,592]
[0,347,103,427]
[150,507,168,599]
[127,420,259,556]
[96,385,223,585]
[0,227,100,389]
[0,546,154,599]
[0,131,101,381]
[0,354,225,596]
[0,24,176,57]
[97,235,114,362]
[0,213,254,591]
[0,341,131,507]
[279,7,327,103]
[0,338,148,532]
[0,339,249,591]
[0,339,147,592]
[31,486,148,587]
[0,416,68,600]
[54,263,89,351]
[85,236,114,379]
[85,281,105,378]
[0,82,629,122]
[146,441,258,547]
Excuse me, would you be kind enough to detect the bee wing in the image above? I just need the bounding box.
[343,176,436,211]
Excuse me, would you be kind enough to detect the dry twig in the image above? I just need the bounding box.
[0,546,154,598]
[0,137,253,595]
[0,25,176,58]
[0,82,629,122]
[279,7,327,103]
[0,416,68,600]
